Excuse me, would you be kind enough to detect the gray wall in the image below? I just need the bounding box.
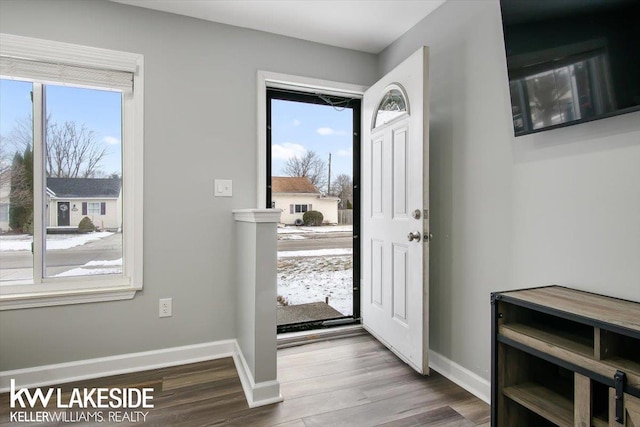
[0,0,377,370]
[379,0,640,380]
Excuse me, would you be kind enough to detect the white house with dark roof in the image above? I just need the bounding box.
[46,177,122,230]
[272,176,340,225]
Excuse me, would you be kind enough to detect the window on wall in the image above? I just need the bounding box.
[86,203,102,216]
[0,34,144,309]
[295,204,309,213]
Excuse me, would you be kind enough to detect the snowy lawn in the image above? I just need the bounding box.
[279,248,352,257]
[277,255,353,316]
[0,232,114,251]
[278,234,306,241]
[278,225,353,234]
[55,258,123,277]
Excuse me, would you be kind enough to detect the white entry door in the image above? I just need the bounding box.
[362,46,430,374]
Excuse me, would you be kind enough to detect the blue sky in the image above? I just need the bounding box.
[271,99,353,182]
[2,79,353,181]
[0,79,122,176]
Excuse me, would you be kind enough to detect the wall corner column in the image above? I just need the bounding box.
[232,208,283,408]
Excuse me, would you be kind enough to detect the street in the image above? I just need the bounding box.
[1,228,353,281]
[0,233,122,279]
[277,232,352,251]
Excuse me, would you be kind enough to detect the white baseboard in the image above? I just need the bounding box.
[0,339,282,408]
[0,341,479,408]
[233,342,283,408]
[0,339,279,409]
[428,349,491,404]
[0,340,237,393]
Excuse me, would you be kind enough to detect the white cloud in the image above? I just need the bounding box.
[102,136,120,145]
[292,119,301,126]
[337,149,353,157]
[272,142,306,160]
[317,127,347,136]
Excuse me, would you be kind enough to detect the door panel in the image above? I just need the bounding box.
[57,202,70,226]
[393,128,408,218]
[371,137,384,217]
[371,239,383,307]
[626,393,640,426]
[362,46,429,374]
[392,243,408,323]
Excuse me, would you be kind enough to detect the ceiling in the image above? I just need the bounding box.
[109,0,446,54]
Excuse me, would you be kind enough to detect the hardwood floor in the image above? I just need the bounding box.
[0,334,490,426]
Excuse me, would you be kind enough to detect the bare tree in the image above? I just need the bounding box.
[281,150,327,192]
[4,115,107,178]
[46,121,106,178]
[0,135,12,190]
[332,173,353,209]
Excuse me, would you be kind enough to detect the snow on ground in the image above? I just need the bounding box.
[278,255,353,316]
[0,232,114,252]
[278,234,306,240]
[278,225,353,234]
[55,258,123,277]
[85,258,123,267]
[278,248,352,258]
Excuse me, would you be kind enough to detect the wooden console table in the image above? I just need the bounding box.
[491,286,640,426]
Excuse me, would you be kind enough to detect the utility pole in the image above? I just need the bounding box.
[327,153,332,195]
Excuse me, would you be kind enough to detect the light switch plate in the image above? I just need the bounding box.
[214,179,232,197]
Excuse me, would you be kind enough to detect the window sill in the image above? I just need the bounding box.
[0,285,140,310]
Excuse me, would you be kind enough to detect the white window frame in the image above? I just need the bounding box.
[87,202,101,216]
[0,34,144,310]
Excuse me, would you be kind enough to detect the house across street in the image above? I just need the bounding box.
[271,176,339,225]
[46,177,122,231]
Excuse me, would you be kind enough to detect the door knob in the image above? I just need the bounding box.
[407,231,421,242]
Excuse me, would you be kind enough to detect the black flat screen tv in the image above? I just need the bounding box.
[499,0,640,136]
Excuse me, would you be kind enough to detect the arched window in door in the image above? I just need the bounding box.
[373,84,409,129]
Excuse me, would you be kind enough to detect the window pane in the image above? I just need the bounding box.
[271,98,355,324]
[374,88,407,129]
[0,79,35,283]
[43,85,123,278]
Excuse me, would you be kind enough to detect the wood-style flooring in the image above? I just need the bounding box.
[0,333,490,426]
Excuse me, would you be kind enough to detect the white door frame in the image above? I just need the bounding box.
[256,71,367,208]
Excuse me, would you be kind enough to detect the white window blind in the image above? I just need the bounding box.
[0,56,133,92]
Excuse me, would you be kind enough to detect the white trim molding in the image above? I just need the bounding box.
[233,208,282,223]
[428,349,491,404]
[0,33,144,310]
[0,339,281,408]
[0,287,137,310]
[233,342,283,408]
[256,71,367,208]
[0,340,235,393]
